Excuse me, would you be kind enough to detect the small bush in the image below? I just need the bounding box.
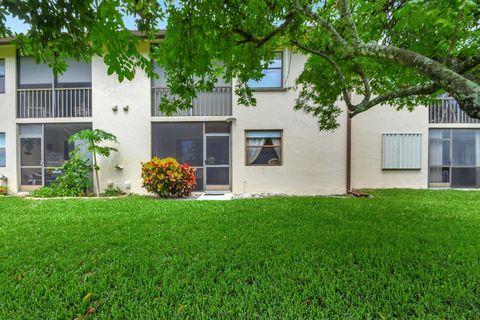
[30,149,92,198]
[0,186,7,196]
[141,157,196,198]
[55,149,91,195]
[103,185,126,197]
[29,185,84,198]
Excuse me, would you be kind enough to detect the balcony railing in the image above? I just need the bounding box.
[151,86,232,117]
[429,98,480,124]
[17,88,92,118]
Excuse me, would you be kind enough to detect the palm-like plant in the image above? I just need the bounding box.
[69,129,118,197]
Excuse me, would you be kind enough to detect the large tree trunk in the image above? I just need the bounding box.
[355,44,480,118]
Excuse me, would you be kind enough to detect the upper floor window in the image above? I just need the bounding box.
[246,130,282,166]
[247,52,283,89]
[0,133,5,167]
[0,59,5,93]
[18,57,91,89]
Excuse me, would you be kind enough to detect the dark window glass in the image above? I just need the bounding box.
[206,167,229,185]
[205,122,231,134]
[451,168,480,188]
[43,123,92,168]
[152,122,204,167]
[452,129,479,167]
[206,136,229,165]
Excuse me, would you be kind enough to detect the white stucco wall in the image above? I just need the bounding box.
[0,46,18,193]
[351,105,429,189]
[91,54,152,194]
[231,53,348,195]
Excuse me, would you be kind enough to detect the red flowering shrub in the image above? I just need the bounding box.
[141,157,196,198]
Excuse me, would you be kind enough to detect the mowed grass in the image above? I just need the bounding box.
[0,190,480,319]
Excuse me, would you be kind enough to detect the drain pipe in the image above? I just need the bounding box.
[346,111,352,194]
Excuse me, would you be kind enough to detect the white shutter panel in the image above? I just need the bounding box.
[382,133,422,169]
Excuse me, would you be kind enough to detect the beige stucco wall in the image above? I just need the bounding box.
[91,55,151,194]
[351,104,429,189]
[0,43,440,195]
[231,52,348,195]
[0,46,18,193]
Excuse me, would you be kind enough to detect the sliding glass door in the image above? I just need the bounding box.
[18,123,92,191]
[152,122,231,192]
[429,129,480,188]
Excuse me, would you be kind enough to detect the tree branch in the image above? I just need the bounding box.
[351,83,440,116]
[353,63,371,102]
[453,54,480,74]
[337,0,361,45]
[234,11,297,48]
[292,40,353,109]
[354,43,480,117]
[294,1,348,47]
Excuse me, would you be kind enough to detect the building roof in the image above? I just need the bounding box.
[0,30,166,44]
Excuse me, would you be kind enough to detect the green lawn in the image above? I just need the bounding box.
[1,190,479,319]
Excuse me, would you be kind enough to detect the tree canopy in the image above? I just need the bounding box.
[1,0,479,129]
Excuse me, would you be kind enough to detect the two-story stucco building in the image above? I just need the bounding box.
[1,38,479,195]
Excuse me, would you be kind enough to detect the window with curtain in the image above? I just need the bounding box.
[0,59,5,93]
[245,130,282,166]
[247,52,283,89]
[0,133,5,167]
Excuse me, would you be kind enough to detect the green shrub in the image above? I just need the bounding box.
[30,149,91,198]
[0,186,7,196]
[103,185,126,197]
[141,157,196,198]
[54,149,91,195]
[29,185,82,198]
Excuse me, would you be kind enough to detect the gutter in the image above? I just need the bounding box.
[346,111,352,194]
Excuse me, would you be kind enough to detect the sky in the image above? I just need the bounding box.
[5,14,165,33]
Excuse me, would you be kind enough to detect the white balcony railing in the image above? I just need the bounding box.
[151,86,232,117]
[17,88,92,118]
[429,98,480,124]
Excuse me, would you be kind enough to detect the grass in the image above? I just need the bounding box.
[0,189,479,319]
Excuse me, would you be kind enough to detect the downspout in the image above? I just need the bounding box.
[346,110,352,194]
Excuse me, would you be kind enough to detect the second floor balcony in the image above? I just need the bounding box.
[17,87,92,118]
[151,86,232,117]
[16,56,92,119]
[429,98,480,124]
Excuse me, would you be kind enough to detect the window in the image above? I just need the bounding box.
[382,133,422,169]
[247,52,283,89]
[0,59,5,93]
[0,133,5,167]
[246,130,282,166]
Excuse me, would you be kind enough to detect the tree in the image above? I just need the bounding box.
[69,129,118,197]
[1,0,479,129]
